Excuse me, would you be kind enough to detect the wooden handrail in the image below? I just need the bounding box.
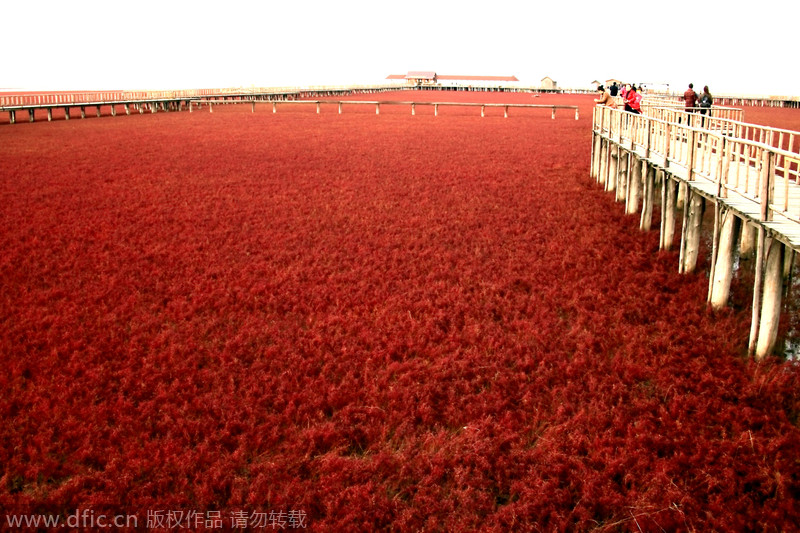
[593,106,800,225]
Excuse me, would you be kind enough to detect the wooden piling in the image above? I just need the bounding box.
[607,145,618,193]
[591,129,602,181]
[598,139,608,187]
[709,209,741,308]
[756,239,785,359]
[640,166,655,231]
[740,222,756,257]
[749,227,767,356]
[616,151,628,202]
[661,177,677,251]
[626,156,642,215]
[680,191,705,273]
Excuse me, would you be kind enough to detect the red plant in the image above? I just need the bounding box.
[1,92,799,531]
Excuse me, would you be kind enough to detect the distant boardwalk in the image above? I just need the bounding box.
[2,84,797,124]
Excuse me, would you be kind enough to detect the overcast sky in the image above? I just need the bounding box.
[3,0,796,97]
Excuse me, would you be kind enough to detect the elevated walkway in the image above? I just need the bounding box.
[591,105,800,359]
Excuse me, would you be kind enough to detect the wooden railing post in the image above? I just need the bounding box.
[760,150,774,221]
[687,128,697,182]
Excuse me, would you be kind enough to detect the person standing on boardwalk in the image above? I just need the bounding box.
[684,83,699,112]
[699,86,712,114]
[699,85,713,126]
[625,85,642,114]
[594,85,617,108]
[621,84,632,111]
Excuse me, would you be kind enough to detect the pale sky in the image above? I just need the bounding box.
[3,0,797,97]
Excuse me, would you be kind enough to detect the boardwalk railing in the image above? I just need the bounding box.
[592,105,800,359]
[594,106,800,229]
[198,99,580,119]
[644,105,744,124]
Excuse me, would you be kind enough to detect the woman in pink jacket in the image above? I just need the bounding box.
[625,85,642,114]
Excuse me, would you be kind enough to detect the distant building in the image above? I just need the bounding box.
[386,72,519,88]
[386,71,438,86]
[541,77,557,90]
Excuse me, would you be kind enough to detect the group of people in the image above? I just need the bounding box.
[594,81,713,117]
[593,82,643,113]
[683,83,713,115]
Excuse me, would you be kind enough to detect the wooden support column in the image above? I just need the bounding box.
[63,108,69,121]
[607,144,618,193]
[755,238,786,359]
[481,105,485,117]
[591,118,601,181]
[412,103,416,116]
[96,105,102,117]
[550,107,554,119]
[749,225,767,356]
[9,110,16,124]
[111,105,116,117]
[598,139,608,187]
[125,103,131,115]
[677,182,687,210]
[434,104,438,117]
[616,150,628,202]
[252,101,256,113]
[661,176,678,251]
[29,109,35,122]
[626,155,642,215]
[376,103,380,115]
[709,209,741,308]
[640,165,655,231]
[316,102,320,114]
[47,108,53,121]
[679,189,705,273]
[740,222,756,257]
[505,105,509,118]
[273,102,277,113]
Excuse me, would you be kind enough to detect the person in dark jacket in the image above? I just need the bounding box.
[684,83,698,112]
[699,85,713,125]
[699,86,712,113]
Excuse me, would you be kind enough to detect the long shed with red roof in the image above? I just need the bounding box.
[387,72,519,87]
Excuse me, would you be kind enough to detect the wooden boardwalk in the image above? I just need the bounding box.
[592,105,800,358]
[593,107,800,251]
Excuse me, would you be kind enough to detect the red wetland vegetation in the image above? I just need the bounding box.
[1,91,800,531]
